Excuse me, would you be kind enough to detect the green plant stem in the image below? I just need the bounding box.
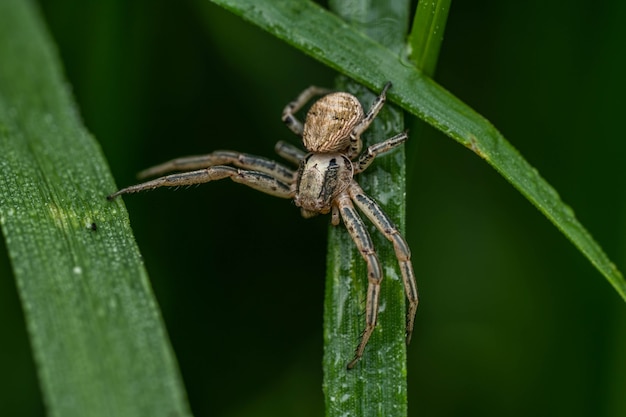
[0,1,191,416]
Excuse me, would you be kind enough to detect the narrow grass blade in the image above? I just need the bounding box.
[408,0,451,74]
[210,0,626,301]
[323,78,408,414]
[321,2,411,417]
[0,1,192,416]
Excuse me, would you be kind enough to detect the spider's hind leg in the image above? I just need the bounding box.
[282,86,332,136]
[347,82,393,158]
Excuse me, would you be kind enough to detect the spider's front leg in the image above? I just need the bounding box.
[282,86,333,136]
[348,182,419,344]
[136,151,294,183]
[335,192,383,369]
[107,166,294,200]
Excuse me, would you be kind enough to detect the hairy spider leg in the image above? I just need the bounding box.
[107,166,294,200]
[348,182,419,344]
[335,192,384,370]
[282,86,333,136]
[136,150,295,183]
[347,82,392,159]
[274,140,307,166]
[354,131,409,174]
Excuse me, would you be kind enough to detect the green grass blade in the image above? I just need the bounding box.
[0,1,192,416]
[323,78,408,416]
[329,0,410,54]
[323,2,411,416]
[209,0,626,301]
[408,0,451,74]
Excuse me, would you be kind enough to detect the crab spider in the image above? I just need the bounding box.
[108,82,419,369]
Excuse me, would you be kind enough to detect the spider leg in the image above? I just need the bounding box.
[331,205,341,226]
[348,182,419,344]
[354,131,409,174]
[107,166,294,200]
[347,82,392,158]
[137,151,295,183]
[282,86,333,136]
[336,192,383,369]
[275,140,307,166]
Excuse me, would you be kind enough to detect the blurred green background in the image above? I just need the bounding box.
[1,0,625,416]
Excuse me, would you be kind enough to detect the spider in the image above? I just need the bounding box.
[107,82,418,369]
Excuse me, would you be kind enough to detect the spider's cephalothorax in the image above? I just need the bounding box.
[294,153,352,217]
[108,82,419,369]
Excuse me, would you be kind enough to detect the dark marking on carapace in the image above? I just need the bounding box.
[319,157,339,202]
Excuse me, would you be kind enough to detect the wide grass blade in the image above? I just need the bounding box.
[0,1,192,416]
[210,0,626,300]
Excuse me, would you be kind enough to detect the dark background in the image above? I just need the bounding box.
[1,1,625,416]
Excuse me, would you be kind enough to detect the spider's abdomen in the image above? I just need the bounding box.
[295,153,353,216]
[302,93,364,153]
